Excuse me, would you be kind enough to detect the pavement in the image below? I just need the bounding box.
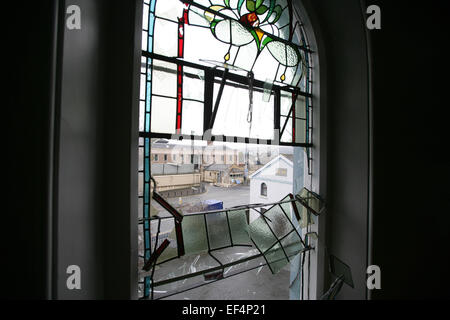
[177,184,250,210]
[164,265,290,300]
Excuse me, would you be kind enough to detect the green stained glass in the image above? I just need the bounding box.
[228,210,251,245]
[151,219,179,263]
[265,243,288,273]
[182,215,209,255]
[297,187,324,215]
[292,198,311,228]
[247,215,278,252]
[280,230,303,257]
[263,204,293,239]
[206,212,232,249]
[279,197,294,221]
[295,118,306,143]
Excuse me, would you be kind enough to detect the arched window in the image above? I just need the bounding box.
[139,0,314,300]
[260,182,267,197]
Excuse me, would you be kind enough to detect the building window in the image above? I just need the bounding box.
[276,168,287,176]
[260,183,267,197]
[164,154,168,161]
[154,154,158,162]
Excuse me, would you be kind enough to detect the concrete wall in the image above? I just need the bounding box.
[153,173,201,191]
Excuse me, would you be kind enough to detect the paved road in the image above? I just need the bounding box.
[153,184,250,218]
[178,184,250,210]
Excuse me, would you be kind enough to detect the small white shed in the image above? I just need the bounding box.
[249,154,293,221]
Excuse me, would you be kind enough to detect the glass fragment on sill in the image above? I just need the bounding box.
[151,253,221,290]
[151,247,266,300]
[297,187,325,215]
[329,254,354,288]
[292,187,326,228]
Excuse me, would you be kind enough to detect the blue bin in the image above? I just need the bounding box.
[203,199,223,211]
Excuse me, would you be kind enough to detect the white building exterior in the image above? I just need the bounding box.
[249,154,294,221]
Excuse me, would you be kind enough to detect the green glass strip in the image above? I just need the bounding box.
[206,211,232,250]
[152,219,178,264]
[265,243,289,274]
[182,215,209,255]
[228,210,251,245]
[280,230,304,257]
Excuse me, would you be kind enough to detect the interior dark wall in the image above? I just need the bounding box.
[4,0,57,299]
[369,0,450,299]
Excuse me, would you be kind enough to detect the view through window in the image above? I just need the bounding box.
[138,0,314,300]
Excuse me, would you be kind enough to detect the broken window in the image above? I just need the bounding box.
[139,0,315,300]
[139,186,323,300]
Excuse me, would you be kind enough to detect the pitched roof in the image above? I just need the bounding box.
[249,154,293,179]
